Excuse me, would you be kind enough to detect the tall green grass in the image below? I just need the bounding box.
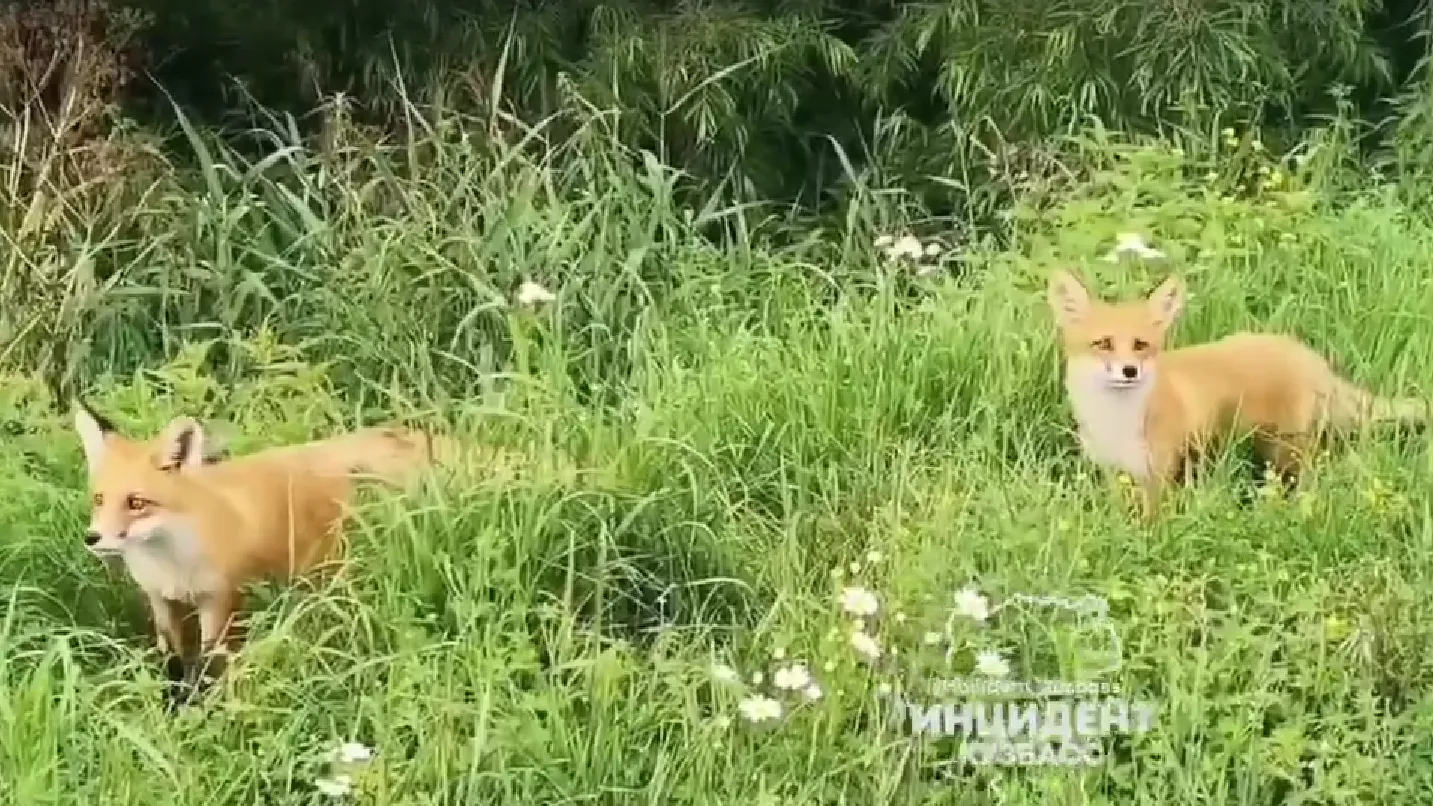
[1,100,1433,804]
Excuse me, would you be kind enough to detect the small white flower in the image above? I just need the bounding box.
[822,660,837,673]
[848,561,861,574]
[849,629,883,660]
[802,683,823,701]
[738,695,783,723]
[711,663,740,684]
[876,681,893,696]
[953,587,990,622]
[866,550,884,563]
[315,775,354,797]
[333,742,373,764]
[838,586,880,617]
[515,280,556,305]
[1101,232,1165,262]
[892,235,924,260]
[874,234,895,248]
[922,630,944,645]
[975,650,1011,678]
[772,647,786,661]
[714,715,732,729]
[923,242,942,257]
[773,663,812,691]
[751,671,764,685]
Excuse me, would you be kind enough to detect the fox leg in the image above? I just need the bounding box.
[1254,431,1314,489]
[1138,446,1187,524]
[146,593,194,709]
[193,588,242,693]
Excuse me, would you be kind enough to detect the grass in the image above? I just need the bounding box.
[2,106,1433,804]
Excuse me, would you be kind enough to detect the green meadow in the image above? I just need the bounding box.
[2,111,1433,804]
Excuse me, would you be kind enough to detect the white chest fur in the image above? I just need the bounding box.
[1065,368,1155,480]
[118,521,223,603]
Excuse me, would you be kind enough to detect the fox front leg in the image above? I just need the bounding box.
[192,588,242,695]
[146,593,196,710]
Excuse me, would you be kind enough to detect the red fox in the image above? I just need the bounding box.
[72,401,447,704]
[1046,270,1427,520]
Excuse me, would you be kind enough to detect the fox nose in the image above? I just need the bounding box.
[84,531,102,546]
[1120,364,1139,380]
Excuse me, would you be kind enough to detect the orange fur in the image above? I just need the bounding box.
[1046,270,1427,521]
[72,403,441,698]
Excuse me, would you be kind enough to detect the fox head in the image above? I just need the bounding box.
[73,403,214,555]
[1046,270,1186,392]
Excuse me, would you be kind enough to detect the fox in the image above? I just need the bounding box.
[1046,269,1427,521]
[72,401,449,705]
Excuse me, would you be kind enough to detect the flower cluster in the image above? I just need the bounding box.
[1101,232,1165,263]
[874,234,948,277]
[314,741,375,798]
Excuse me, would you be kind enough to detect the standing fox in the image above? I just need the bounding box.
[73,402,445,704]
[1046,270,1427,521]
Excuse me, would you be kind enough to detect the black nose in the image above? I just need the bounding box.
[84,531,102,546]
[1121,364,1139,379]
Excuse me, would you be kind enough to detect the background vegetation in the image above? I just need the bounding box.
[2,0,1433,803]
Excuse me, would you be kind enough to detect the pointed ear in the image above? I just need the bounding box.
[1047,269,1092,328]
[153,416,207,472]
[73,400,114,472]
[1147,275,1186,328]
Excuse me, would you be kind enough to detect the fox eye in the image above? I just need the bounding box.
[1091,337,1113,351]
[1132,338,1150,351]
[125,494,150,512]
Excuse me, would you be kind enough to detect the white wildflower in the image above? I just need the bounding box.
[1101,232,1165,262]
[332,742,373,764]
[953,587,991,622]
[738,694,783,723]
[922,630,944,645]
[802,683,823,701]
[975,650,1011,678]
[849,629,883,661]
[923,242,942,257]
[891,235,924,260]
[866,550,884,563]
[773,663,812,691]
[711,663,740,684]
[838,586,880,617]
[515,280,556,305]
[315,775,354,798]
[876,681,892,696]
[772,647,786,661]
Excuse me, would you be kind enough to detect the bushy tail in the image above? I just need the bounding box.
[1329,378,1430,430]
[323,425,572,487]
[311,426,445,486]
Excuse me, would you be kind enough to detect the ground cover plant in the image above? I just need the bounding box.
[2,96,1433,805]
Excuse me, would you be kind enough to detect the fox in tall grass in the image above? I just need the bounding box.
[73,402,447,704]
[1046,270,1428,521]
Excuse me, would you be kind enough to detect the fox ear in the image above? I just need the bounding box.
[1047,269,1091,327]
[154,416,207,472]
[1147,275,1186,328]
[73,400,114,471]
